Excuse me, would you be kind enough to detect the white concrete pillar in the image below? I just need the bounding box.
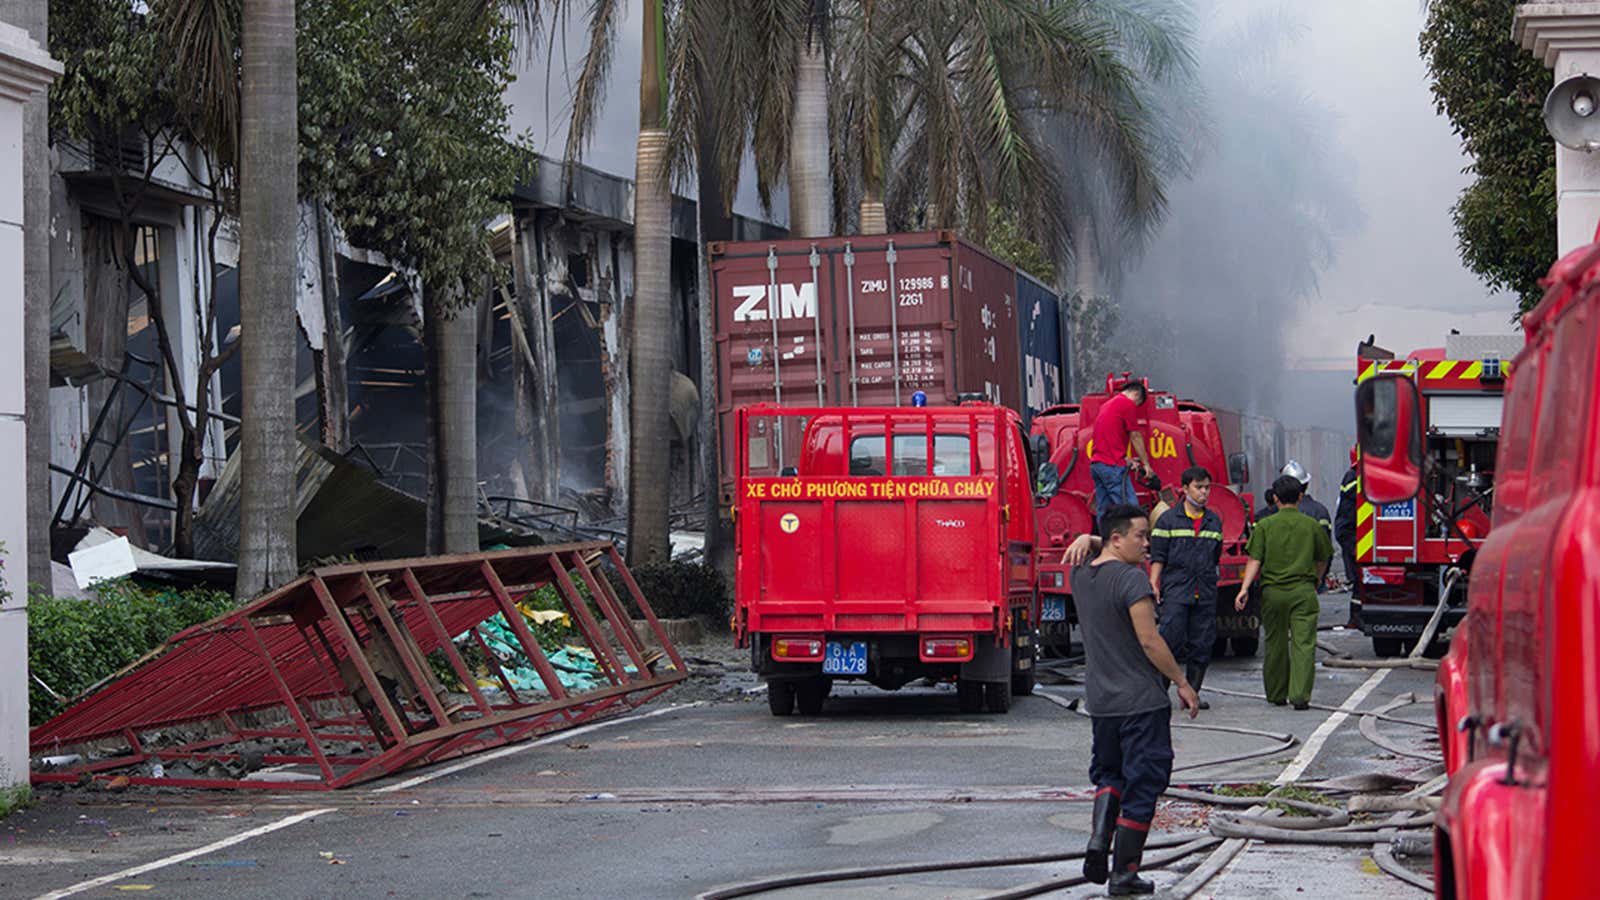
[1516,4,1600,253]
[0,21,61,794]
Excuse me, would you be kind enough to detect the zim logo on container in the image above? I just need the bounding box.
[732,283,817,322]
[780,513,801,534]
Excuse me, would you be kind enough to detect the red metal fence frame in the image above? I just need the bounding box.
[30,543,686,790]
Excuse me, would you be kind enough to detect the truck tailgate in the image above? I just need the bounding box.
[740,477,1003,633]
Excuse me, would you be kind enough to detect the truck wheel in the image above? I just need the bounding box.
[1372,637,1404,658]
[1231,637,1258,657]
[1011,640,1037,696]
[957,678,984,713]
[767,680,796,716]
[796,678,827,715]
[983,680,1012,714]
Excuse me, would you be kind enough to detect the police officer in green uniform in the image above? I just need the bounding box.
[1235,474,1333,709]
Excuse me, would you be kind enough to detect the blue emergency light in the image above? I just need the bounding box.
[911,390,927,407]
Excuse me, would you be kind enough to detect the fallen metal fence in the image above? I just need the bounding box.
[30,542,685,790]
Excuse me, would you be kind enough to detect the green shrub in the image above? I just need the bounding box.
[27,580,236,726]
[613,561,730,623]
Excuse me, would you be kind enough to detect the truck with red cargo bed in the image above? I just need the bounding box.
[732,403,1040,715]
[1357,240,1600,899]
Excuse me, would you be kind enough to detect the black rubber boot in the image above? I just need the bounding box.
[1082,789,1119,884]
[1186,663,1210,710]
[1108,824,1155,895]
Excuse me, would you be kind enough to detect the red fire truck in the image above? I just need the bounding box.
[1357,241,1600,899]
[1352,335,1520,656]
[732,403,1039,715]
[1029,375,1258,656]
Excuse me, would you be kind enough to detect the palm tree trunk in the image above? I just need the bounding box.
[3,0,51,587]
[695,44,734,578]
[627,0,673,567]
[788,33,831,238]
[1072,212,1098,300]
[423,294,480,554]
[236,0,299,598]
[859,191,887,235]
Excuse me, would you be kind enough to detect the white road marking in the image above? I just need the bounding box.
[1186,666,1398,898]
[1273,667,1392,786]
[33,808,334,900]
[370,702,704,793]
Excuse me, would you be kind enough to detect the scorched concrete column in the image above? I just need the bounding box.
[1517,4,1600,253]
[0,21,60,798]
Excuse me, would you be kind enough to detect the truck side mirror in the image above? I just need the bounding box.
[1227,452,1249,486]
[1036,462,1061,500]
[1356,373,1423,504]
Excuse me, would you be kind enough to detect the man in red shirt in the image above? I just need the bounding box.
[1091,380,1154,518]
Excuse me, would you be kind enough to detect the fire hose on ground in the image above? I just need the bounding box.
[1321,566,1465,672]
[698,678,1442,898]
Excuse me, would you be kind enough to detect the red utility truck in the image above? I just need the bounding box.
[1357,242,1600,899]
[1029,376,1259,656]
[733,403,1040,715]
[1351,335,1519,656]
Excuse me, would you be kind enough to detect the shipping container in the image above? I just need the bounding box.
[1015,272,1068,423]
[710,232,1024,500]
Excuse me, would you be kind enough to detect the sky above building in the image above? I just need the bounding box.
[1278,0,1521,368]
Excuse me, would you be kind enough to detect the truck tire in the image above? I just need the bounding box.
[1012,637,1037,696]
[768,680,797,716]
[1231,636,1258,657]
[957,678,984,713]
[1372,637,1404,658]
[796,678,827,715]
[983,680,1011,713]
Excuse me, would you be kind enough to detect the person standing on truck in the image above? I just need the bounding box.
[1334,447,1363,629]
[1090,380,1154,519]
[1073,503,1200,894]
[1235,475,1333,710]
[1149,467,1224,710]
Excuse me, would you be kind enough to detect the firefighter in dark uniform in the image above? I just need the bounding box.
[1334,447,1362,629]
[1149,466,1224,710]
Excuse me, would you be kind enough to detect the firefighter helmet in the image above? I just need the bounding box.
[1281,459,1311,486]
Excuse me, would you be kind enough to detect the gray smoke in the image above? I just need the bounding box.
[1104,3,1364,419]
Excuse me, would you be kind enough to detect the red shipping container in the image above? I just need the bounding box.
[710,231,1021,501]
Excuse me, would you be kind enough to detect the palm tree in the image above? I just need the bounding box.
[236,0,299,596]
[878,0,1189,252]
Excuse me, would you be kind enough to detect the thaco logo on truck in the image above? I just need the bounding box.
[732,283,817,322]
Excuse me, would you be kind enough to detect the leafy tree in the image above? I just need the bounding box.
[51,0,241,561]
[299,0,531,553]
[1421,0,1555,313]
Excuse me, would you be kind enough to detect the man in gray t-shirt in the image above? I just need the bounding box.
[1069,504,1199,896]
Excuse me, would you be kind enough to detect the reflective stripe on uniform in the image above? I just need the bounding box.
[1151,528,1224,541]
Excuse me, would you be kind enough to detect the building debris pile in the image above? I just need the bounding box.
[29,543,685,790]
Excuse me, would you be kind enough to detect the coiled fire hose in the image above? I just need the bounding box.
[697,685,1442,898]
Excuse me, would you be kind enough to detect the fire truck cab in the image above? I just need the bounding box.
[1357,242,1600,898]
[1352,336,1520,656]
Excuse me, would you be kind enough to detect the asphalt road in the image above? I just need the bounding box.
[2,590,1440,900]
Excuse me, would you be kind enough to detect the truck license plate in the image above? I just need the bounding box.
[1041,597,1067,622]
[822,641,868,675]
